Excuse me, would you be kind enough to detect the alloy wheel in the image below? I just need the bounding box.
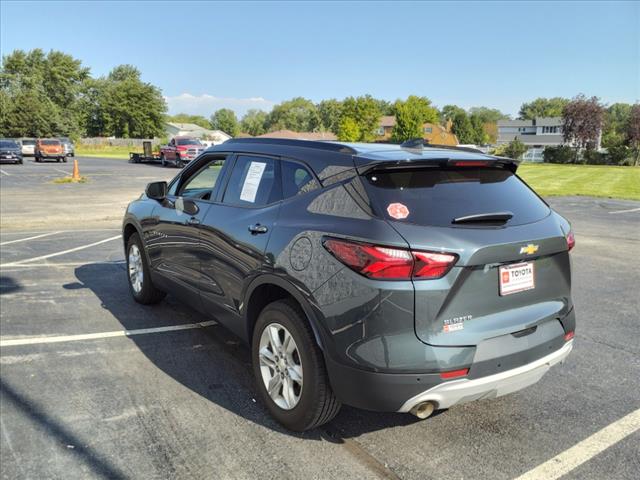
[128,244,144,294]
[258,323,303,410]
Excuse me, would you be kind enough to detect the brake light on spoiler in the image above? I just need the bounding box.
[323,238,458,280]
[448,160,491,167]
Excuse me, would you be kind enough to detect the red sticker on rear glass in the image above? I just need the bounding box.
[387,202,409,219]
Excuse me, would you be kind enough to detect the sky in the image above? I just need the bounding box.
[1,0,638,118]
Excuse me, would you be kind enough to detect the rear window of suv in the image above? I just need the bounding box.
[362,167,550,227]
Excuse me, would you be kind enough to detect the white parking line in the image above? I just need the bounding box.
[0,320,218,347]
[52,167,70,175]
[0,235,122,267]
[515,408,640,480]
[0,231,61,246]
[608,207,640,214]
[0,169,12,176]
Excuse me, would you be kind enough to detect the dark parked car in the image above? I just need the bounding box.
[122,138,576,431]
[0,139,23,164]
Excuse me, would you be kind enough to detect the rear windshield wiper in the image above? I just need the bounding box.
[452,212,513,224]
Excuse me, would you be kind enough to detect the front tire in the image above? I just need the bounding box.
[160,153,166,167]
[252,299,341,431]
[126,233,166,305]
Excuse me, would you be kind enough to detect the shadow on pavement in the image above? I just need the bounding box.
[0,276,23,295]
[65,262,420,441]
[1,378,128,480]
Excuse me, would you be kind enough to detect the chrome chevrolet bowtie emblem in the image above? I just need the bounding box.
[519,244,539,255]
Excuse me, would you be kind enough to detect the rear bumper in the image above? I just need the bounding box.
[398,339,573,412]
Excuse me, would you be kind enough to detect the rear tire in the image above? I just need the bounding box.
[175,155,181,168]
[63,157,67,163]
[252,299,341,431]
[160,153,166,167]
[126,233,166,305]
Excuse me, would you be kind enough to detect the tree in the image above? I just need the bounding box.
[498,138,528,159]
[240,109,268,136]
[265,97,320,132]
[451,110,475,144]
[210,108,239,136]
[317,99,343,133]
[1,48,90,137]
[390,96,438,143]
[441,105,466,123]
[391,101,423,142]
[468,106,510,124]
[628,104,640,166]
[562,94,605,161]
[166,113,211,129]
[82,65,166,138]
[519,97,569,120]
[337,117,360,142]
[601,103,633,165]
[340,95,382,142]
[469,114,488,144]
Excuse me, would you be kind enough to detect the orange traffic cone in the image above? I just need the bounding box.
[72,159,80,181]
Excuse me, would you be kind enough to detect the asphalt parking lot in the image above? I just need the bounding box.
[1,157,639,479]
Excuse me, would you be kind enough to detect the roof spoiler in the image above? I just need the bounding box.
[400,138,485,154]
[356,156,520,175]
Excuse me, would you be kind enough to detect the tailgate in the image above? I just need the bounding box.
[392,216,572,346]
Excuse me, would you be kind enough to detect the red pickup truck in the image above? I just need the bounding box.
[159,137,205,168]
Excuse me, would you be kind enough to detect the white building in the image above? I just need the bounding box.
[497,117,569,162]
[165,122,231,145]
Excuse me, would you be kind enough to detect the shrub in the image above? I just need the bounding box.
[543,146,574,164]
[582,149,607,165]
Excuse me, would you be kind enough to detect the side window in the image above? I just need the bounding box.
[178,158,226,200]
[223,155,280,207]
[281,160,318,199]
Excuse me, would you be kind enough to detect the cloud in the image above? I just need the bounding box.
[164,93,277,118]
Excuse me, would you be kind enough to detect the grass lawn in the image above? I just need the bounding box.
[518,164,640,201]
[76,145,137,159]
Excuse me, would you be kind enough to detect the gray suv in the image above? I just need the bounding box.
[122,138,575,431]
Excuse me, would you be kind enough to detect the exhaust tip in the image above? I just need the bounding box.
[409,401,435,419]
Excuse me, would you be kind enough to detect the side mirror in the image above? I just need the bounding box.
[146,181,167,201]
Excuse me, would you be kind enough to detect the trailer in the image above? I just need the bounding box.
[129,141,160,164]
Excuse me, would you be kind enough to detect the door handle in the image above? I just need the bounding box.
[187,217,200,225]
[248,223,268,234]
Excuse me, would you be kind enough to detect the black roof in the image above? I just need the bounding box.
[208,138,517,180]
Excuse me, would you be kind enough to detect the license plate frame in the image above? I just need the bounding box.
[499,262,535,296]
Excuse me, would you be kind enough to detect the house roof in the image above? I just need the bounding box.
[497,117,562,127]
[166,122,209,131]
[497,134,564,145]
[257,129,337,140]
[165,122,231,139]
[379,116,396,127]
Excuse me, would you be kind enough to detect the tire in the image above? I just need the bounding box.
[63,157,67,163]
[126,233,166,305]
[160,153,166,167]
[175,155,181,168]
[57,157,61,163]
[252,299,341,431]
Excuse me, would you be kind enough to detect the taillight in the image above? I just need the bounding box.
[322,238,457,280]
[440,368,469,379]
[566,230,575,251]
[564,331,575,341]
[449,160,490,167]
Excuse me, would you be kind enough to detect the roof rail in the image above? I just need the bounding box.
[223,137,357,154]
[399,139,485,154]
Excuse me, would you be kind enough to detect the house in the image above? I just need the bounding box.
[375,116,459,146]
[256,130,337,141]
[164,122,232,145]
[496,117,601,162]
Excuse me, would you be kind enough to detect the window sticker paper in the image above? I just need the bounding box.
[240,161,267,202]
